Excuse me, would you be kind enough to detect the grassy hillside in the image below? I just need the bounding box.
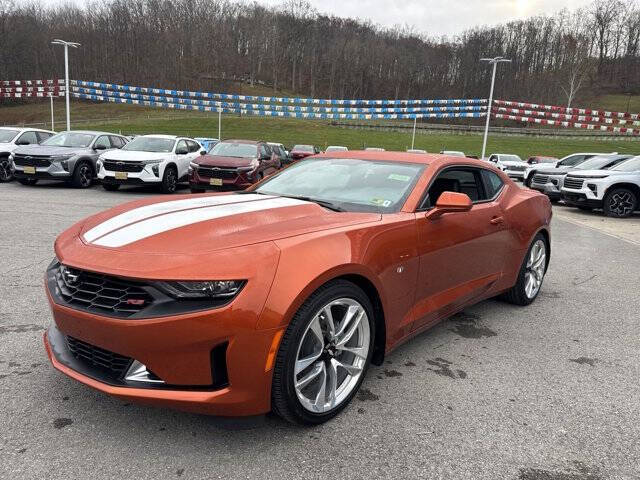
[2,99,639,159]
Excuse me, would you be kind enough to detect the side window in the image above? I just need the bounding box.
[259,145,270,158]
[36,132,54,143]
[109,136,124,148]
[187,140,200,152]
[481,169,504,199]
[94,136,111,149]
[422,168,486,209]
[17,131,38,145]
[176,140,187,153]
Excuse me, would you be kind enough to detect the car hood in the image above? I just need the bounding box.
[500,160,527,167]
[13,145,89,156]
[0,142,16,152]
[57,194,381,271]
[567,169,631,177]
[196,155,254,167]
[101,150,169,162]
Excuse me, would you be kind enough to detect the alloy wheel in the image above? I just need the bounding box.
[166,169,177,192]
[0,158,12,182]
[524,239,546,299]
[608,191,635,217]
[79,164,92,187]
[294,298,370,413]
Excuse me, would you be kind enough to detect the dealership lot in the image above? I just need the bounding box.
[1,182,639,479]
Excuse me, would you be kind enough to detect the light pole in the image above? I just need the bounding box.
[480,56,510,160]
[51,39,80,131]
[49,93,55,131]
[411,116,417,150]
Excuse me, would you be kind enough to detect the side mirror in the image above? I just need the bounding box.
[94,144,107,150]
[16,140,32,146]
[200,150,207,155]
[176,146,188,155]
[425,191,472,220]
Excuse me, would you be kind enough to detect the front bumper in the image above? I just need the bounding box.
[13,162,72,180]
[504,169,526,180]
[98,164,162,184]
[189,169,257,189]
[45,286,283,416]
[561,186,603,209]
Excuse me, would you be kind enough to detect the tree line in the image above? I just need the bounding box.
[0,0,638,107]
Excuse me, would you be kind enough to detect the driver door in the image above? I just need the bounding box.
[411,167,508,331]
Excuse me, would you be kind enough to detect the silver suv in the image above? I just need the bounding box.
[12,130,128,188]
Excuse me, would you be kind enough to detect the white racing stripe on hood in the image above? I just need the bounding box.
[91,196,308,248]
[84,193,273,243]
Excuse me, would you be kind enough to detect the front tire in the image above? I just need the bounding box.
[161,165,178,194]
[501,233,548,306]
[603,188,637,218]
[271,280,375,425]
[0,156,13,182]
[71,162,94,188]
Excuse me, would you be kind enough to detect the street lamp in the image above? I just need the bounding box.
[480,56,511,160]
[51,39,80,131]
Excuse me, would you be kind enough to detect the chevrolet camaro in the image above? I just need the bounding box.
[44,151,552,425]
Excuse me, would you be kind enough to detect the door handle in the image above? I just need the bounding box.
[490,216,504,225]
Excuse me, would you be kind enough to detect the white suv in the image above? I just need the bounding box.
[561,155,640,217]
[98,135,202,193]
[487,154,528,180]
[0,126,55,182]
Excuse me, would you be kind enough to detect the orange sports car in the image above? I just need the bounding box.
[44,151,552,425]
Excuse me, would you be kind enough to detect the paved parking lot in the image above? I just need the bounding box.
[1,181,639,480]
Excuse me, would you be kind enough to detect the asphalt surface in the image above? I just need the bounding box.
[1,181,639,480]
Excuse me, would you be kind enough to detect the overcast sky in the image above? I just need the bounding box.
[257,0,588,37]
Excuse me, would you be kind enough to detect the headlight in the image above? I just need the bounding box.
[582,175,609,179]
[51,154,72,162]
[156,280,245,299]
[189,162,199,169]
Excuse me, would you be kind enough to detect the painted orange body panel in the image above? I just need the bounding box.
[44,152,551,416]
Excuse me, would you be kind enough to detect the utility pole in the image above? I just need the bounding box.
[51,39,80,131]
[411,116,417,150]
[480,57,511,159]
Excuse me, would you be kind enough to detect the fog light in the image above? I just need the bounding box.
[587,184,597,195]
[551,179,558,185]
[124,360,164,384]
[152,164,159,176]
[60,160,69,171]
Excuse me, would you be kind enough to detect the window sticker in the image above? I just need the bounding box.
[388,173,411,182]
[371,198,392,207]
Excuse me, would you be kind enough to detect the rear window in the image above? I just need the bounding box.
[210,142,258,158]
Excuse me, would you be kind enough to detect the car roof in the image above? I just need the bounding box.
[0,126,54,133]
[223,139,262,144]
[313,150,493,166]
[63,130,124,136]
[138,134,181,139]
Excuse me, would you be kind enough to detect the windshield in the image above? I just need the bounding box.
[326,146,348,152]
[559,154,592,167]
[255,158,425,213]
[0,129,20,143]
[610,156,640,172]
[42,132,95,148]
[292,145,314,152]
[122,137,175,153]
[575,155,630,170]
[210,142,258,158]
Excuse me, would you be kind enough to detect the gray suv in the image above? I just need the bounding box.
[12,130,128,188]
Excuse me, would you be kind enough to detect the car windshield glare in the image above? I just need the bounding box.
[122,137,175,153]
[576,155,627,170]
[210,142,258,158]
[610,156,640,172]
[293,145,314,152]
[0,129,20,143]
[42,132,95,148]
[255,158,425,213]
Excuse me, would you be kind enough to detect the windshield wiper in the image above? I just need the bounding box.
[276,194,345,212]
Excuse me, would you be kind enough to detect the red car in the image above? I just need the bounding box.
[44,151,551,425]
[189,139,280,192]
[290,144,321,161]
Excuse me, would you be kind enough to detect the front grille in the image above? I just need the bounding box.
[13,154,51,167]
[532,174,550,185]
[55,265,153,317]
[197,166,238,179]
[507,165,527,171]
[66,335,132,378]
[103,160,145,173]
[563,177,584,190]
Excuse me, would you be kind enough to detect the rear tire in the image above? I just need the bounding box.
[102,183,120,191]
[603,188,637,218]
[271,280,375,425]
[18,178,38,186]
[0,156,13,182]
[501,233,548,306]
[71,161,94,188]
[161,165,178,194]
